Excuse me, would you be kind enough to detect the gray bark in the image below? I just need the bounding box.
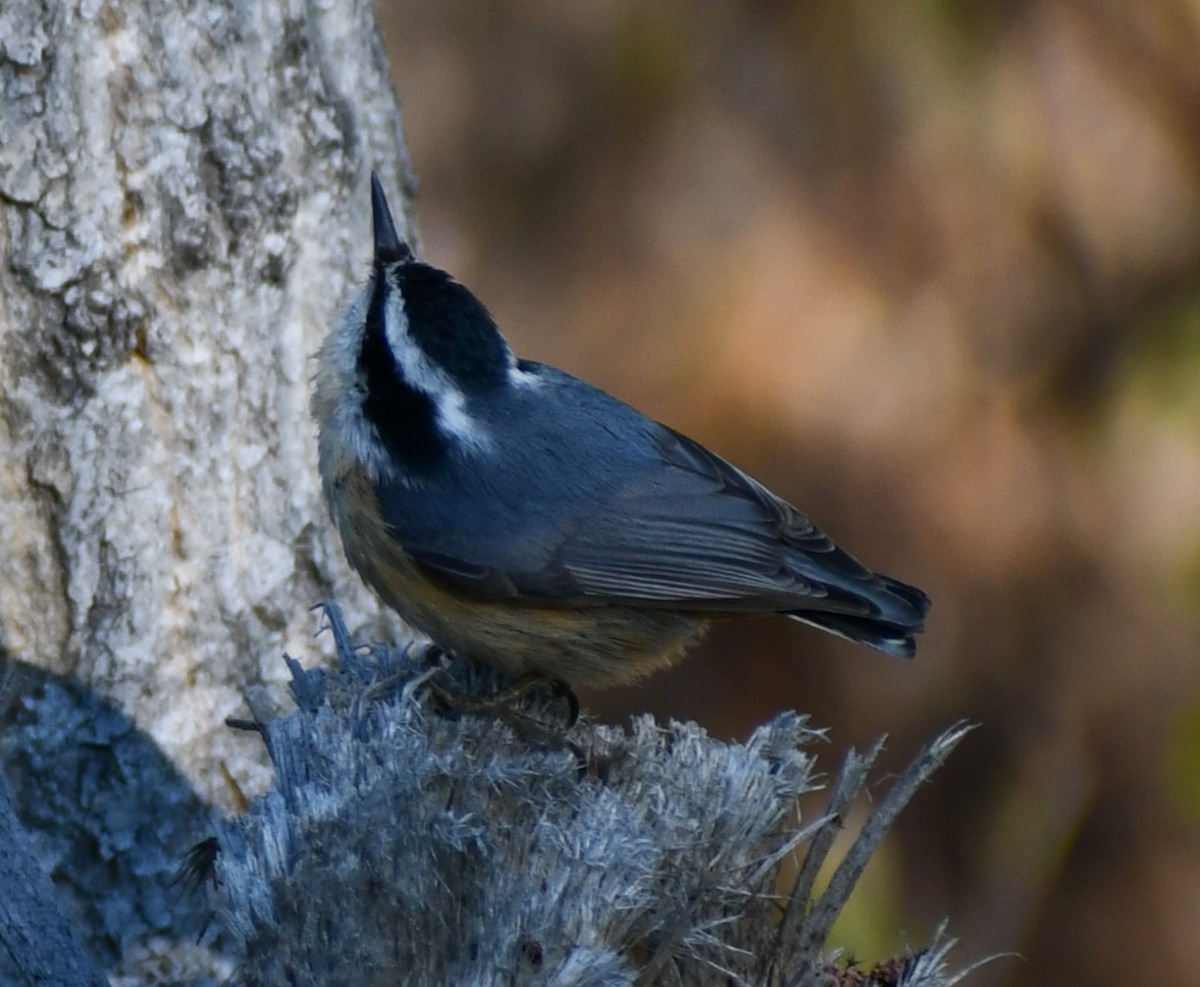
[0,0,411,804]
[0,656,228,982]
[0,0,412,979]
[0,766,105,987]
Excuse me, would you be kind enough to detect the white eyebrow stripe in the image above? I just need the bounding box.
[434,389,490,450]
[508,363,543,389]
[380,271,491,453]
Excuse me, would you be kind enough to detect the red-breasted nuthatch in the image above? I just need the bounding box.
[311,175,929,690]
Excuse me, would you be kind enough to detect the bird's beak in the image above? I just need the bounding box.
[371,171,411,264]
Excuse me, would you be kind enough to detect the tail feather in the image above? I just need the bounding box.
[789,574,930,659]
[789,610,919,658]
[876,575,931,621]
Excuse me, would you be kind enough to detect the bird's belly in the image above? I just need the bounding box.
[360,549,708,688]
[329,469,708,688]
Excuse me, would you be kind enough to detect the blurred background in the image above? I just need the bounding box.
[375,2,1200,984]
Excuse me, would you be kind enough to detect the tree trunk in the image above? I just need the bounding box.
[0,0,411,805]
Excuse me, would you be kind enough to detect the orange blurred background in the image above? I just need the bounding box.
[376,2,1200,984]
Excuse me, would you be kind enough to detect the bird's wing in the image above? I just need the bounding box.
[397,425,906,620]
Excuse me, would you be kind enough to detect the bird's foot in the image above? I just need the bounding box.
[427,672,581,750]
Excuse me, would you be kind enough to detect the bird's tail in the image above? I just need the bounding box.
[788,576,930,659]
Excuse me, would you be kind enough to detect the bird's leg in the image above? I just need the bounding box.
[426,675,578,753]
[485,674,580,729]
[419,643,580,728]
[425,672,575,723]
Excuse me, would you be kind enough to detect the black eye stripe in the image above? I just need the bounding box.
[358,266,447,471]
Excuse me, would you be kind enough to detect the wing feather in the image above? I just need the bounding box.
[402,425,909,621]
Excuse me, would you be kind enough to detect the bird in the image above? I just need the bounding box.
[311,174,929,692]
